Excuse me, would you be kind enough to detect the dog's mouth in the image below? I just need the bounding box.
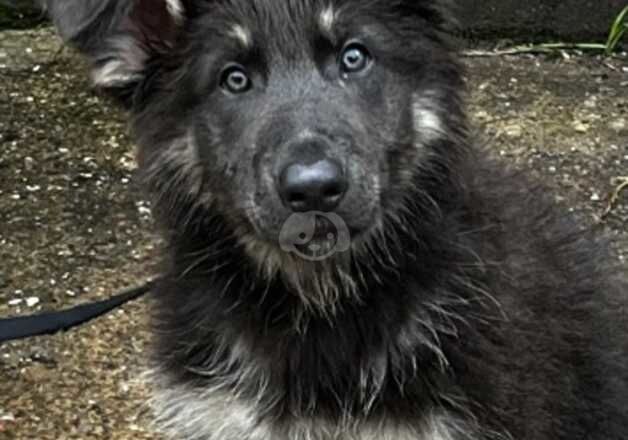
[242,186,383,263]
[268,211,353,261]
[292,220,340,259]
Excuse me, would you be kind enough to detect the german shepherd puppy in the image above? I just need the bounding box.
[45,0,627,439]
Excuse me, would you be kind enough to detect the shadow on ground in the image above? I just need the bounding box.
[0,28,626,439]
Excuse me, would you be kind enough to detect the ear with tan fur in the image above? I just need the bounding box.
[45,0,184,100]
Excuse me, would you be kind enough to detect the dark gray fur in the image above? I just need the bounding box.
[46,1,628,439]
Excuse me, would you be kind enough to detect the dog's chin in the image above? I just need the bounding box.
[240,227,353,271]
[237,221,369,313]
[240,201,382,265]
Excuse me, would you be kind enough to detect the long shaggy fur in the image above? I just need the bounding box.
[46,0,628,439]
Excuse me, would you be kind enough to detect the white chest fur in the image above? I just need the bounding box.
[150,384,463,440]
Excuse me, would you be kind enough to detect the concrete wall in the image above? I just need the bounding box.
[459,0,626,39]
[2,0,627,40]
[0,0,44,29]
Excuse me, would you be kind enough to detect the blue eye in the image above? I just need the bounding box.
[340,43,371,75]
[220,65,251,93]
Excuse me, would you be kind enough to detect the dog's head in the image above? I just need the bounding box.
[48,0,466,307]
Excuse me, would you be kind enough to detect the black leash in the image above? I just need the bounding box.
[0,280,155,343]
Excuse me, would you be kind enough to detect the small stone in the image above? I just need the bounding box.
[504,125,522,138]
[138,206,152,216]
[0,413,15,422]
[610,119,626,131]
[25,297,40,307]
[583,97,597,108]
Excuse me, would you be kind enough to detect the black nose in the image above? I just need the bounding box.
[279,159,348,212]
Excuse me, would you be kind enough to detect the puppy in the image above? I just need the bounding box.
[45,0,628,439]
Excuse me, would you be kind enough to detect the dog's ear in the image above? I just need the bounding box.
[45,0,185,102]
[395,0,459,32]
[431,0,459,31]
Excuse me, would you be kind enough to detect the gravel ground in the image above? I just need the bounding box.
[0,27,627,440]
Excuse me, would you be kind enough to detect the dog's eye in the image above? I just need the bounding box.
[339,43,371,76]
[220,65,251,94]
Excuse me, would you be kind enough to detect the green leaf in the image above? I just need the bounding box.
[605,5,628,55]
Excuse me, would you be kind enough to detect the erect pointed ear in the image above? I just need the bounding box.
[45,0,185,100]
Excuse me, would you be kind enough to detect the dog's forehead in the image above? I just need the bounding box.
[204,0,344,45]
[212,0,338,21]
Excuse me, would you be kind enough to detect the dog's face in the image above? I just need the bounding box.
[50,0,464,301]
[189,3,397,241]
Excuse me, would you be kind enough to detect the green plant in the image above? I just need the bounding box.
[605,5,628,55]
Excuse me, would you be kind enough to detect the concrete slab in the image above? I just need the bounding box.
[458,0,626,40]
[1,0,627,40]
